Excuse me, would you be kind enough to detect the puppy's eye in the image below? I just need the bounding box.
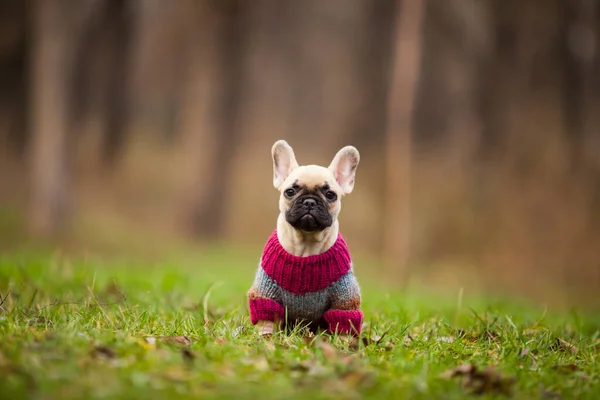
[325,191,337,202]
[284,188,296,198]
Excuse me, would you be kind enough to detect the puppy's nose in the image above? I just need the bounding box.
[303,198,317,209]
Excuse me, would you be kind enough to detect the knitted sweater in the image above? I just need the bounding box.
[247,230,363,335]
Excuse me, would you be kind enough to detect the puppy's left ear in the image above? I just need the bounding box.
[329,146,360,194]
[272,140,299,189]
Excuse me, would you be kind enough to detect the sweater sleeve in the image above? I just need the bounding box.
[247,266,284,325]
[324,270,363,335]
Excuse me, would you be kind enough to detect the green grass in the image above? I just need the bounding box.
[0,247,599,400]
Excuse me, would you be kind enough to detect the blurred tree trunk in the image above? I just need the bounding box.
[178,0,247,238]
[478,1,537,162]
[383,0,426,281]
[68,0,135,169]
[101,0,135,168]
[562,0,600,170]
[28,0,78,236]
[347,1,397,152]
[0,0,29,158]
[410,0,489,264]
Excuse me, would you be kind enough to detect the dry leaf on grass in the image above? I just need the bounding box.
[440,363,515,395]
[232,326,246,337]
[519,347,538,367]
[168,336,192,345]
[28,316,53,327]
[144,336,192,346]
[91,345,117,359]
[349,329,393,351]
[554,338,579,353]
[518,348,530,357]
[143,337,156,348]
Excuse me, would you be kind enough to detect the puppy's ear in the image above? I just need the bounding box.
[272,140,299,189]
[329,146,360,194]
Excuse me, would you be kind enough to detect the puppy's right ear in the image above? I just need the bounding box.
[272,140,299,189]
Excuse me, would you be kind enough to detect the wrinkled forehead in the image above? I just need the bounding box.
[287,165,336,190]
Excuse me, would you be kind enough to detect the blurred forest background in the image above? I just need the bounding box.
[0,0,599,307]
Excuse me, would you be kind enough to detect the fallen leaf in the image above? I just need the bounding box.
[518,347,538,367]
[141,337,156,350]
[144,336,192,346]
[232,326,246,337]
[168,336,192,346]
[440,363,515,395]
[440,363,475,379]
[352,328,393,350]
[91,345,116,359]
[28,316,53,327]
[519,348,529,357]
[555,338,579,353]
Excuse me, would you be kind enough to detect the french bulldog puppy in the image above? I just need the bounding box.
[247,140,363,337]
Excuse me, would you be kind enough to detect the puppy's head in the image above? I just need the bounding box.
[271,140,360,232]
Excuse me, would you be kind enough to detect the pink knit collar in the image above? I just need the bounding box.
[260,230,352,294]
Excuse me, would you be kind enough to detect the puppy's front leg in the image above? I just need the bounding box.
[248,290,283,336]
[325,272,364,337]
[247,272,284,336]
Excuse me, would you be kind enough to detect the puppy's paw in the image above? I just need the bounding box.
[256,320,275,337]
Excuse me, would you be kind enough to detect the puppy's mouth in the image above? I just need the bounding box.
[285,195,332,232]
